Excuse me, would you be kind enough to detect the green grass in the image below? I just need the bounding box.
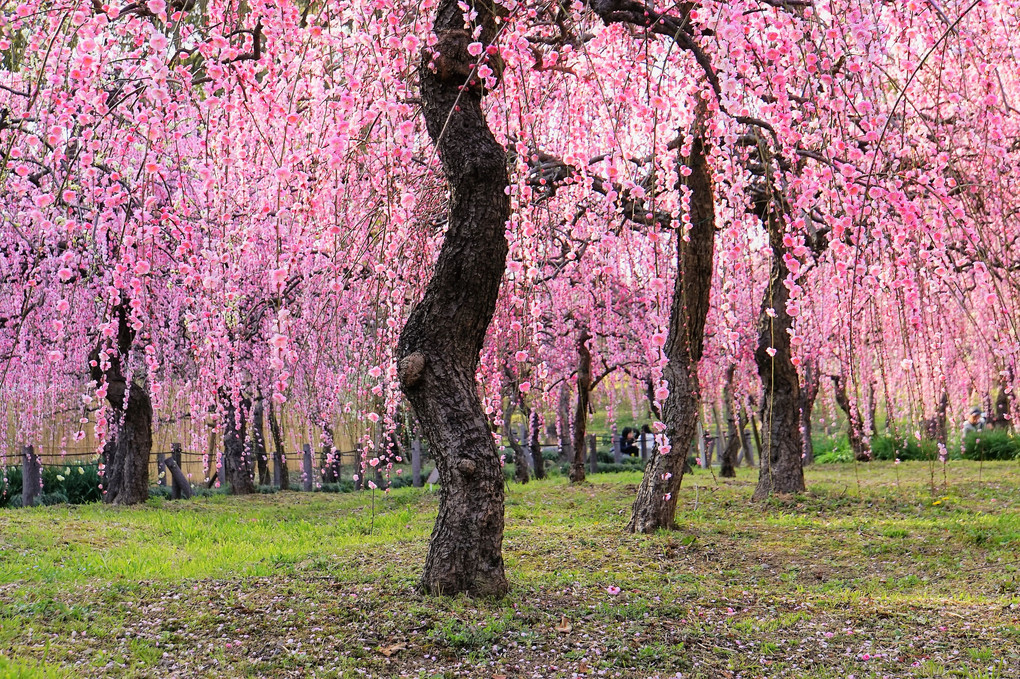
[1,461,1019,677]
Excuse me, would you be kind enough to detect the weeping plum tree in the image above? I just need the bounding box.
[89,302,152,506]
[395,0,511,596]
[750,180,806,501]
[628,123,715,533]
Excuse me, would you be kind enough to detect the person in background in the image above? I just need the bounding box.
[962,407,986,436]
[620,427,639,457]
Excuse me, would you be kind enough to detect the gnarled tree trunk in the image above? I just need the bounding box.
[90,302,152,505]
[221,391,256,495]
[252,396,270,486]
[720,365,740,478]
[529,410,545,480]
[569,328,592,484]
[628,127,715,533]
[752,211,806,501]
[267,398,289,489]
[395,0,510,597]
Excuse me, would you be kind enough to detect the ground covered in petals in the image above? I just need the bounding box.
[1,461,1019,678]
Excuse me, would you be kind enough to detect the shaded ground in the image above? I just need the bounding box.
[1,461,1019,678]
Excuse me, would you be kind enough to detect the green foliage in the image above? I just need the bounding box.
[0,464,101,508]
[962,429,1020,461]
[812,432,853,464]
[870,434,942,461]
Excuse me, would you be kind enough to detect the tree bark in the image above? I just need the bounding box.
[628,126,715,533]
[745,408,760,467]
[557,383,573,463]
[21,445,41,508]
[252,396,271,486]
[505,403,530,485]
[221,391,256,495]
[720,366,740,478]
[569,329,592,484]
[752,210,806,501]
[395,0,510,597]
[529,410,544,480]
[833,375,871,461]
[267,398,289,490]
[800,360,820,465]
[90,302,152,506]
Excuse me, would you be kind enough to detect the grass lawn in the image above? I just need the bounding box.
[1,461,1019,678]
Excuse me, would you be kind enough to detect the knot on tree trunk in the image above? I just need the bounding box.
[427,30,503,92]
[457,458,477,476]
[398,351,426,389]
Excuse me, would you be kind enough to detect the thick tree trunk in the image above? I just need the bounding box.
[752,213,806,501]
[800,360,820,465]
[720,366,740,478]
[628,128,715,533]
[222,393,256,495]
[569,329,592,484]
[90,303,152,506]
[833,375,871,461]
[529,411,545,480]
[252,396,270,486]
[267,399,289,490]
[395,0,510,597]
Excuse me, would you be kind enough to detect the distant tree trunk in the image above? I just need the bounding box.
[569,328,592,484]
[267,399,289,490]
[395,0,510,597]
[557,383,573,463]
[252,396,270,486]
[800,360,821,465]
[744,408,759,467]
[529,410,545,480]
[720,365,740,478]
[629,123,715,532]
[993,371,1013,429]
[90,302,152,506]
[751,209,805,501]
[832,375,871,461]
[221,391,256,495]
[505,402,530,485]
[923,390,949,447]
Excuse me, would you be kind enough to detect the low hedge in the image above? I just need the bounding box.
[1,463,102,508]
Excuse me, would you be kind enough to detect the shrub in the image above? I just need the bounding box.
[870,434,941,461]
[1,463,101,507]
[812,432,853,463]
[962,429,1020,461]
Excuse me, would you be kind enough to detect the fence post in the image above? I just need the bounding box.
[171,444,185,497]
[170,443,184,500]
[587,434,597,475]
[354,444,364,490]
[21,445,41,508]
[412,438,422,488]
[164,458,193,500]
[302,444,313,492]
[156,451,167,487]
